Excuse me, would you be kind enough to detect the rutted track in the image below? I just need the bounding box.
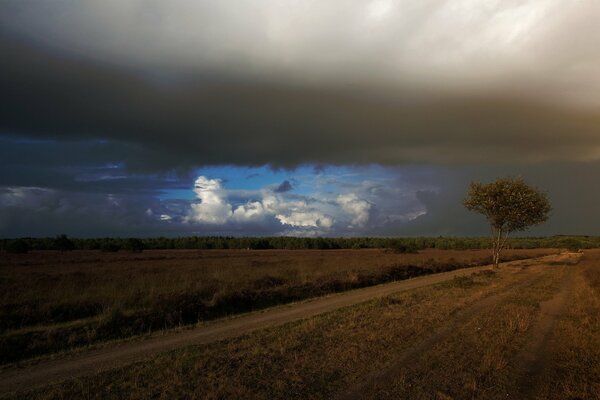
[339,252,581,400]
[338,265,548,400]
[510,261,577,398]
[0,254,567,395]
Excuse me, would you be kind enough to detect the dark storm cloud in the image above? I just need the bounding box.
[2,1,600,237]
[377,162,600,236]
[0,186,165,237]
[274,180,293,193]
[0,136,192,195]
[1,29,600,171]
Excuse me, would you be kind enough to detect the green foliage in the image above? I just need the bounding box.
[100,242,121,252]
[388,239,419,253]
[123,238,145,253]
[464,177,551,267]
[464,178,551,232]
[555,237,582,252]
[5,239,29,254]
[1,235,599,252]
[53,234,75,252]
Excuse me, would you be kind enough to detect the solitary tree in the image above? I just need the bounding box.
[464,178,551,268]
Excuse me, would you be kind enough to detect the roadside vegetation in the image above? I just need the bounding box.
[0,249,553,364]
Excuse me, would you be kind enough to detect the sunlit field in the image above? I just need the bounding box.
[0,248,554,364]
[5,250,599,400]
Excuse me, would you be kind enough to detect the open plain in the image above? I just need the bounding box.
[1,248,598,399]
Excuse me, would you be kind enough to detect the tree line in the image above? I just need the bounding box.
[2,235,599,254]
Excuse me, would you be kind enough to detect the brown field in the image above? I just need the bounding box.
[1,249,598,399]
[0,248,553,364]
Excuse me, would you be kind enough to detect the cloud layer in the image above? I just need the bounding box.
[2,160,600,237]
[186,171,422,236]
[1,1,600,171]
[2,2,600,237]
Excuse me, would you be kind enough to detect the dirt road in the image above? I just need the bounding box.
[0,253,568,395]
[339,251,581,400]
[511,261,577,398]
[338,267,546,400]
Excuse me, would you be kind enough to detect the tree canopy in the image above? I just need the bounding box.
[464,177,551,267]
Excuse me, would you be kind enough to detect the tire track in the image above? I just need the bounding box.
[337,267,551,400]
[509,265,577,399]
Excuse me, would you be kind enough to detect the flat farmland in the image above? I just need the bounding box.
[0,248,554,364]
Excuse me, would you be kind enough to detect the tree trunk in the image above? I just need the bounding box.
[491,227,510,268]
[493,249,500,268]
[492,227,502,268]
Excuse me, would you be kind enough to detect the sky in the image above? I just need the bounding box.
[1,0,599,237]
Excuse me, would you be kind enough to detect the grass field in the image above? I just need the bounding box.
[0,248,554,364]
[4,250,597,399]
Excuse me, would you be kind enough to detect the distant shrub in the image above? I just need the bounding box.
[6,239,29,254]
[248,238,272,250]
[3,234,600,252]
[100,243,121,252]
[123,238,144,253]
[388,240,419,254]
[557,237,582,252]
[53,234,75,252]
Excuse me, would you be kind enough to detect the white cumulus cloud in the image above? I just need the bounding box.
[184,170,433,235]
[337,193,372,227]
[187,175,337,233]
[232,201,266,222]
[276,211,334,229]
[188,176,233,224]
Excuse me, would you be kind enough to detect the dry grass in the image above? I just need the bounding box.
[370,268,565,399]
[1,249,552,309]
[6,257,565,400]
[528,250,600,400]
[0,248,553,364]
